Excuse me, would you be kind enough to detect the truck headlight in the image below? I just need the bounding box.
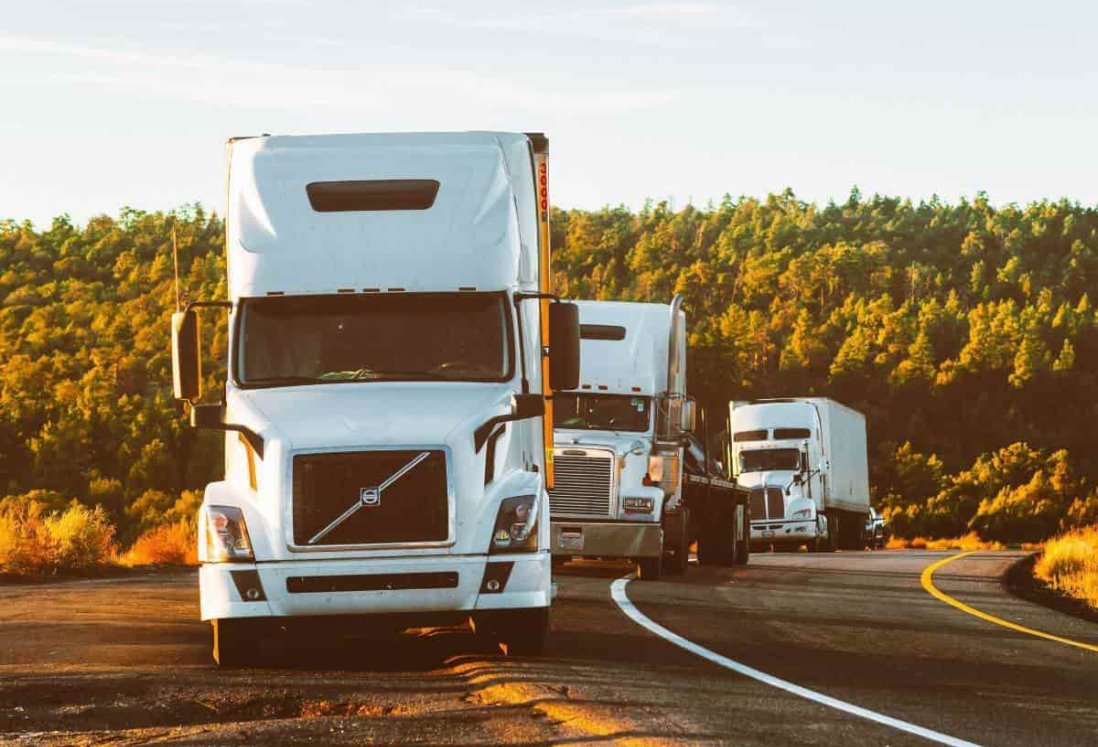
[791,508,813,520]
[622,497,655,513]
[490,495,539,553]
[203,506,254,562]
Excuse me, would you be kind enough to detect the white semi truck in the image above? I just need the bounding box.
[729,398,869,552]
[170,132,581,665]
[549,297,750,579]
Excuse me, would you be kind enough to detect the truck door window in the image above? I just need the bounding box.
[553,394,651,432]
[236,292,512,386]
[739,448,800,473]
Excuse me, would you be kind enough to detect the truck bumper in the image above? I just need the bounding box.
[199,552,550,622]
[549,520,663,559]
[751,519,817,546]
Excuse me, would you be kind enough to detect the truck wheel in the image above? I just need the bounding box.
[211,618,263,668]
[820,514,839,553]
[665,509,690,575]
[697,525,717,566]
[716,505,738,567]
[734,506,750,566]
[637,555,662,580]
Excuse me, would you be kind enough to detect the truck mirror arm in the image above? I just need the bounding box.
[473,394,545,452]
[785,468,819,495]
[190,403,265,459]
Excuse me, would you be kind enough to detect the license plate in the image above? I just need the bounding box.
[762,530,775,538]
[559,530,584,551]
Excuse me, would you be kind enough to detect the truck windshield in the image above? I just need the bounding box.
[236,292,511,386]
[553,394,651,432]
[739,448,801,473]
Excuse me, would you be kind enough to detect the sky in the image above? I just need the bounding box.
[2,0,1097,227]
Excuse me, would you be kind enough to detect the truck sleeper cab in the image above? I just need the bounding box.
[171,132,580,665]
[729,398,869,552]
[547,297,749,578]
[548,300,684,579]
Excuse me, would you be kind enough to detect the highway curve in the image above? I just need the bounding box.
[1,551,1095,745]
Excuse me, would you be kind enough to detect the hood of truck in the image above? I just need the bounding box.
[554,429,651,457]
[220,381,537,561]
[738,470,816,519]
[232,382,511,452]
[736,470,790,490]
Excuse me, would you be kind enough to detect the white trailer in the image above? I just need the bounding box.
[549,297,749,578]
[170,132,581,665]
[728,398,869,551]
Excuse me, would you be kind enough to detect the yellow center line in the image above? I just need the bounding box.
[921,551,1098,654]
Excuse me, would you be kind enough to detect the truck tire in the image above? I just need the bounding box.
[665,509,690,574]
[697,523,718,565]
[495,608,548,656]
[211,618,264,668]
[637,555,662,580]
[734,505,750,565]
[816,513,838,553]
[716,505,738,567]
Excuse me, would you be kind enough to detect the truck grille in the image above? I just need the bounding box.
[750,487,786,520]
[549,450,615,518]
[767,487,785,519]
[749,489,767,519]
[292,450,449,547]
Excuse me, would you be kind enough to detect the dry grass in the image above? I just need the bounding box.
[0,500,117,576]
[121,519,197,566]
[1034,526,1098,610]
[886,532,1005,551]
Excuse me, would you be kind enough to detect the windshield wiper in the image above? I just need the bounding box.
[245,375,320,386]
[317,369,458,382]
[362,370,455,381]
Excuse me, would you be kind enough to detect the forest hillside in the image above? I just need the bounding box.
[1,192,1096,550]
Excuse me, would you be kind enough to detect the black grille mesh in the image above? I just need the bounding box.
[292,450,448,546]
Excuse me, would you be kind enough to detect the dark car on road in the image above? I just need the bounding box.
[863,507,889,549]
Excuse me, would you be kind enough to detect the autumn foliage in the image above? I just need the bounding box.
[1035,526,1098,610]
[0,499,116,575]
[0,192,1096,567]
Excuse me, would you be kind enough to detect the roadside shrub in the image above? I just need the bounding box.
[45,502,117,571]
[884,533,1004,551]
[0,499,116,575]
[968,470,1069,544]
[0,500,50,574]
[1034,526,1098,610]
[122,519,197,566]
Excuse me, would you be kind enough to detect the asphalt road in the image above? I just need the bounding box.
[1,551,1095,745]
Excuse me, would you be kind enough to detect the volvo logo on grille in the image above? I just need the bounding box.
[306,451,431,545]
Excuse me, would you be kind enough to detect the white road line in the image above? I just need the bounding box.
[609,577,980,747]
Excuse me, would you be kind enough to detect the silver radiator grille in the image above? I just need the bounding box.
[751,487,786,520]
[549,450,615,518]
[766,487,785,519]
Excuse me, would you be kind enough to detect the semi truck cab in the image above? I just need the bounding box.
[547,298,691,579]
[170,132,580,664]
[730,398,869,552]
